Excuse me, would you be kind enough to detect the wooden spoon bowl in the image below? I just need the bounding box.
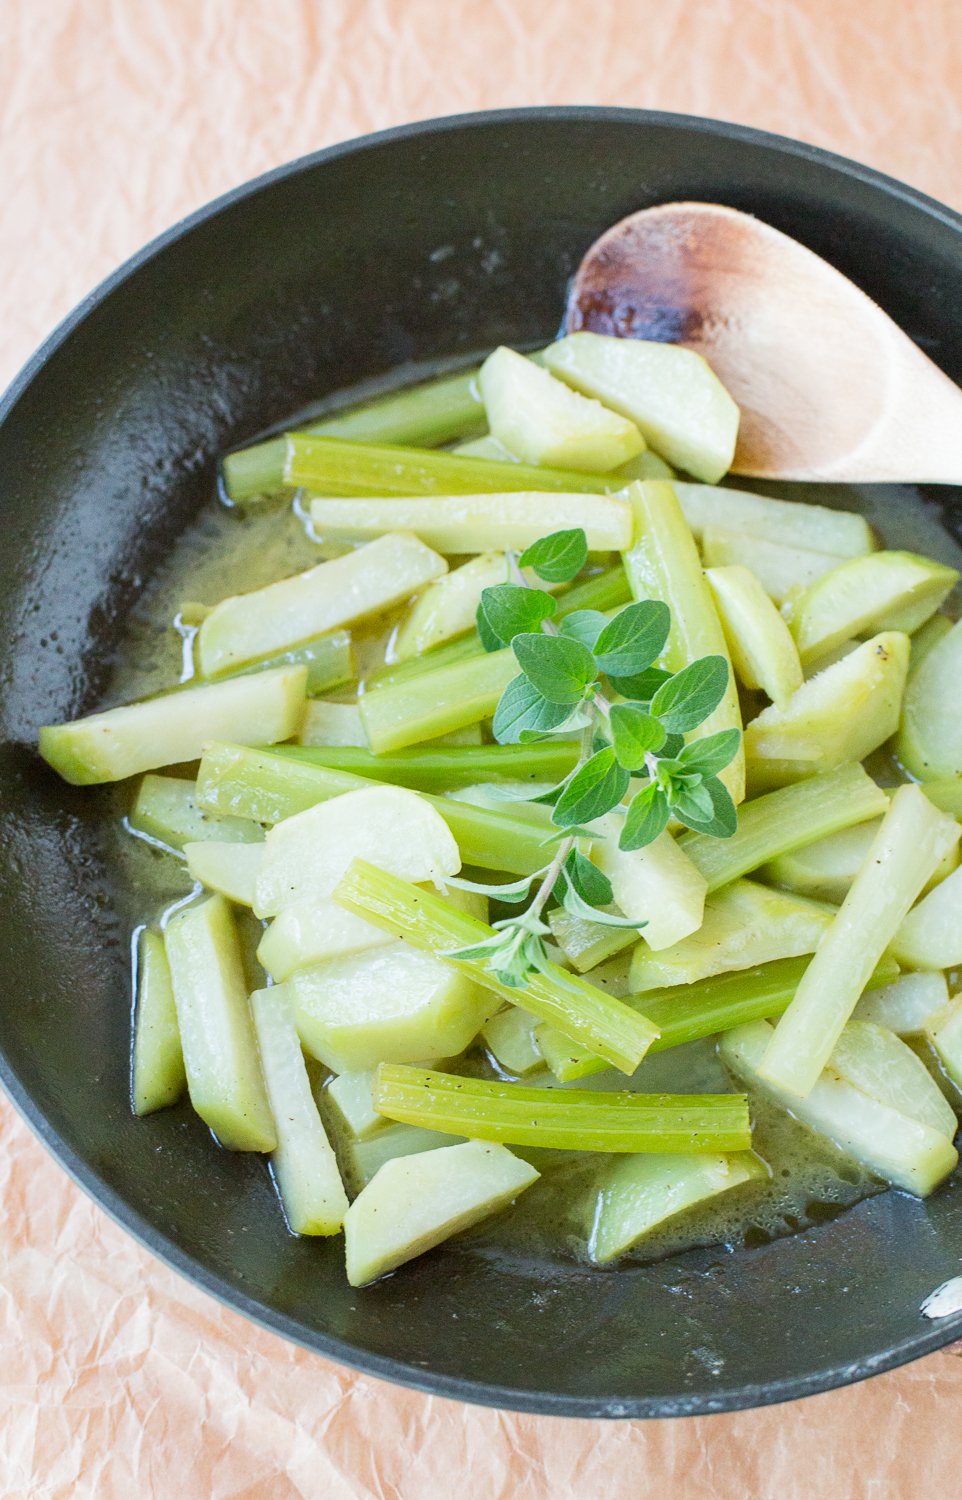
[566,202,962,483]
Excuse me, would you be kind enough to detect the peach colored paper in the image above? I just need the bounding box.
[3,2,962,1495]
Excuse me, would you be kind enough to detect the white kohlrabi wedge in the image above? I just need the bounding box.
[344,1140,539,1286]
[253,784,461,918]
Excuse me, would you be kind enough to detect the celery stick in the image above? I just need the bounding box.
[360,647,516,753]
[277,741,580,792]
[197,533,445,677]
[479,345,645,472]
[130,774,263,852]
[183,841,263,907]
[622,481,744,802]
[164,895,276,1151]
[854,972,948,1036]
[372,1064,751,1152]
[897,618,962,780]
[482,1006,546,1076]
[542,334,739,483]
[674,483,874,557]
[344,1141,539,1286]
[706,564,802,708]
[309,492,634,554]
[785,552,958,665]
[701,529,842,606]
[589,1151,766,1264]
[629,879,834,991]
[196,743,554,875]
[891,864,962,969]
[343,1121,468,1193]
[291,943,496,1072]
[221,367,486,501]
[547,908,637,973]
[199,627,354,696]
[721,1020,957,1196]
[325,1070,384,1141]
[132,929,186,1115]
[539,954,902,1082]
[334,861,658,1073]
[744,633,909,790]
[285,433,620,497]
[250,985,348,1234]
[40,665,308,787]
[758,785,960,1097]
[679,764,889,892]
[829,1019,957,1139]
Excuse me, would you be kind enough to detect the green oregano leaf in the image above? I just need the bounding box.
[492,674,573,743]
[557,871,645,929]
[563,848,614,907]
[604,665,672,701]
[519,528,589,583]
[512,632,597,705]
[608,703,667,770]
[619,782,671,850]
[669,775,738,837]
[676,726,742,777]
[670,778,715,822]
[445,871,547,904]
[650,655,730,732]
[553,748,630,828]
[558,609,608,650]
[476,583,556,650]
[593,600,671,679]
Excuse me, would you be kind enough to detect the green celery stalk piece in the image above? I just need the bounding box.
[722,1019,958,1197]
[334,860,658,1074]
[196,743,560,876]
[274,741,580,792]
[164,894,276,1151]
[679,764,889,892]
[250,985,348,1234]
[198,626,354,696]
[308,492,633,554]
[284,433,622,497]
[372,1064,751,1153]
[622,480,744,802]
[536,953,901,1083]
[589,1150,767,1264]
[132,929,187,1115]
[758,784,960,1098]
[40,665,308,787]
[547,906,637,974]
[221,366,487,502]
[129,774,264,853]
[360,648,517,754]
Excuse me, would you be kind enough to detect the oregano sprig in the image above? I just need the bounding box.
[446,528,741,990]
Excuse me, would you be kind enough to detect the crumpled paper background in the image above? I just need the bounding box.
[3,1,962,1494]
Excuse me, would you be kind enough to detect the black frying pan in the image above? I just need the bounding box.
[2,108,962,1419]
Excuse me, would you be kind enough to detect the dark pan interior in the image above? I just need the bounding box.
[3,108,962,1419]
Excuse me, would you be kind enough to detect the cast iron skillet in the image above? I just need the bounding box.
[3,108,962,1420]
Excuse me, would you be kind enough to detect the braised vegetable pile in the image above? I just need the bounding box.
[40,330,962,1287]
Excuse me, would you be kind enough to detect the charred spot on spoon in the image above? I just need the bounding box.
[565,206,745,345]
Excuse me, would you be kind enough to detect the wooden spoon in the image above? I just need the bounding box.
[565,201,962,483]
